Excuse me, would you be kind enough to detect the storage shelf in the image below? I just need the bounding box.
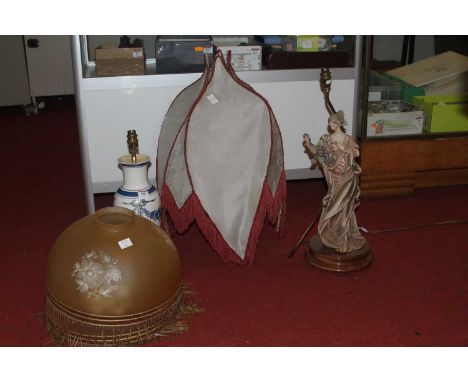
[81,65,356,90]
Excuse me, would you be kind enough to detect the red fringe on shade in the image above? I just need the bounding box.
[161,170,286,265]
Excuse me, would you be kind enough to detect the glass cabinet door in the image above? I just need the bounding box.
[359,35,468,142]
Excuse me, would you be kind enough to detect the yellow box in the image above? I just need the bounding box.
[296,36,319,52]
[413,95,468,133]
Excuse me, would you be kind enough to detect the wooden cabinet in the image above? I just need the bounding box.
[360,136,468,197]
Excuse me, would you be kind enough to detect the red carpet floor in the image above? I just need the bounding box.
[1,98,467,346]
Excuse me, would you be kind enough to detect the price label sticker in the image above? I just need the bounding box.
[207,94,218,104]
[118,237,133,250]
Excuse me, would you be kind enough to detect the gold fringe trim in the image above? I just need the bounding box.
[154,283,204,338]
[45,281,202,346]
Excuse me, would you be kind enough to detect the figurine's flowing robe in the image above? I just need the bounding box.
[316,134,366,253]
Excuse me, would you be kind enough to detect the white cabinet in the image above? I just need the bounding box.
[71,36,363,213]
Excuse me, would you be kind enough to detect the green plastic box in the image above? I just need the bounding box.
[413,95,468,133]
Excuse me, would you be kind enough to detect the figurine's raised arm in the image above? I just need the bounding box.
[303,133,320,168]
[303,133,316,158]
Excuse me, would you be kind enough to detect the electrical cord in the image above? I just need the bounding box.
[288,209,322,258]
[359,219,468,234]
[288,210,468,257]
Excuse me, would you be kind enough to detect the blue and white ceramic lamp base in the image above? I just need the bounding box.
[114,154,161,226]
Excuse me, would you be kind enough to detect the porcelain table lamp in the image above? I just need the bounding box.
[114,130,161,225]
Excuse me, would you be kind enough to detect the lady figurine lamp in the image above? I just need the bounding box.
[301,69,372,272]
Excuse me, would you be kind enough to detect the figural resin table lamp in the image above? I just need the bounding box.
[301,68,372,272]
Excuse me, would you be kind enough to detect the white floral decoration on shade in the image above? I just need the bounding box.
[72,250,123,299]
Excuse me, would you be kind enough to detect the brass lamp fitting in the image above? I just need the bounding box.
[320,68,336,114]
[127,130,139,163]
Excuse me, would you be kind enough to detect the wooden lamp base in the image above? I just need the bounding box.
[305,235,372,272]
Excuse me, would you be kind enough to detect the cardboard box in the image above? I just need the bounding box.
[385,51,468,103]
[95,47,144,76]
[413,95,468,133]
[367,101,424,137]
[216,45,262,71]
[385,71,468,104]
[422,71,468,97]
[387,51,468,87]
